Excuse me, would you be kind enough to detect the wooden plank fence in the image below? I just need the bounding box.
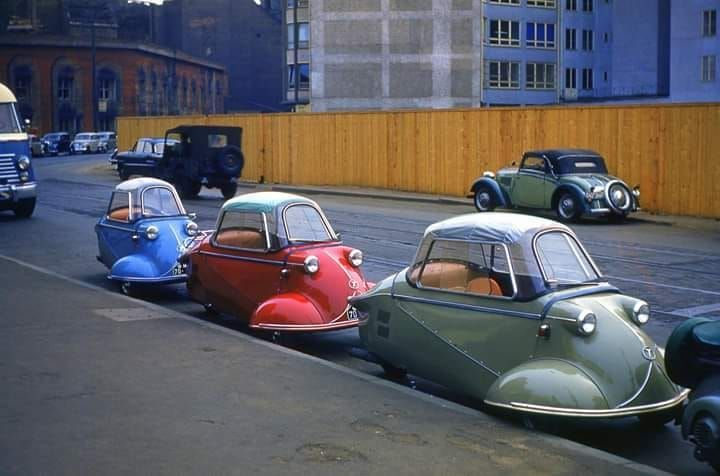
[117,103,720,219]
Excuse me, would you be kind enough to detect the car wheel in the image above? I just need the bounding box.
[609,213,628,223]
[118,168,130,181]
[120,282,135,297]
[13,197,36,218]
[203,303,218,316]
[189,181,202,198]
[216,147,244,176]
[473,185,496,212]
[380,361,407,380]
[556,193,581,221]
[220,183,237,200]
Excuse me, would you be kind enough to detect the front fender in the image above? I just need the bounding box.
[250,292,323,328]
[681,384,720,439]
[484,359,609,413]
[468,177,508,207]
[109,254,180,282]
[551,184,589,214]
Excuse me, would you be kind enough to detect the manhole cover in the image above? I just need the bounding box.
[94,308,172,322]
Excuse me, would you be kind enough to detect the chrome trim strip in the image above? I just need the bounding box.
[393,293,540,320]
[539,284,620,319]
[588,208,611,214]
[396,301,501,377]
[616,361,654,408]
[199,250,285,266]
[484,389,689,418]
[107,274,187,283]
[250,319,358,332]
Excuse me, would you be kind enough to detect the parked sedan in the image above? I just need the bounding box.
[468,149,640,221]
[96,131,117,153]
[351,213,687,422]
[95,177,198,295]
[71,132,102,154]
[115,137,178,180]
[41,132,71,156]
[185,192,371,332]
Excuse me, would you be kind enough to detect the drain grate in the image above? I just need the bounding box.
[93,308,173,322]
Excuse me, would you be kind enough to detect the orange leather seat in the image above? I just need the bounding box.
[415,261,504,296]
[109,207,130,221]
[215,228,266,249]
[466,276,503,296]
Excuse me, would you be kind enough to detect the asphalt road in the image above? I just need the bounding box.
[3,153,720,475]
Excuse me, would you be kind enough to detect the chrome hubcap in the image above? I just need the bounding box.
[559,196,576,218]
[475,191,491,211]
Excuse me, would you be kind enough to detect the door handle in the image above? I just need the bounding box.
[131,234,139,241]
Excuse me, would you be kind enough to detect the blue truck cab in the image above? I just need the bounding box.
[0,82,36,218]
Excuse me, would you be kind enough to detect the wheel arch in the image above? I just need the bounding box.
[469,177,508,208]
[551,184,588,213]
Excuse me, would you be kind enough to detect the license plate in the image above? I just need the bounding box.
[347,306,359,320]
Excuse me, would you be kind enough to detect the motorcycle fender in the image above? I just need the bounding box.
[469,177,508,207]
[250,292,323,327]
[484,359,609,411]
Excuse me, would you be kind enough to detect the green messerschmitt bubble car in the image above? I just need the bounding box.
[468,149,640,221]
[350,213,688,422]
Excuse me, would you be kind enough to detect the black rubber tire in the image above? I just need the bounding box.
[118,167,130,181]
[220,182,237,200]
[120,281,135,297]
[473,185,496,212]
[174,173,195,200]
[609,213,628,223]
[556,192,581,222]
[216,147,244,176]
[665,317,712,388]
[381,361,407,380]
[13,197,36,218]
[188,181,202,198]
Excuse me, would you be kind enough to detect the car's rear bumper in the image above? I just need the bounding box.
[484,388,689,418]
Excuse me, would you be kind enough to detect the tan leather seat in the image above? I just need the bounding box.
[466,276,503,296]
[215,228,266,249]
[416,261,504,296]
[109,207,130,221]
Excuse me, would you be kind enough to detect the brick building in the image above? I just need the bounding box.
[0,35,227,135]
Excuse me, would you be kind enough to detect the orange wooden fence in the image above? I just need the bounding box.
[117,103,720,219]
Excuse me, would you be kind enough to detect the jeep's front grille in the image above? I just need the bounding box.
[0,155,20,185]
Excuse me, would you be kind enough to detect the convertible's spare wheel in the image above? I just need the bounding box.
[216,146,244,176]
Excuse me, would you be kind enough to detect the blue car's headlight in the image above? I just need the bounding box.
[185,221,198,236]
[145,225,160,240]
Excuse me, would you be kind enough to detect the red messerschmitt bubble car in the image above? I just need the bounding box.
[185,192,372,332]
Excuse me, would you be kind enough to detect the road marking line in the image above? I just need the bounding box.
[94,308,172,322]
[669,302,720,318]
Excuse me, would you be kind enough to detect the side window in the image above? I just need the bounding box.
[142,141,153,153]
[284,205,333,242]
[521,156,546,172]
[208,134,228,148]
[142,187,182,217]
[214,211,268,251]
[107,192,132,222]
[410,239,512,297]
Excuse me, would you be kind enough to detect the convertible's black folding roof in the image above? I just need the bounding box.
[524,149,602,161]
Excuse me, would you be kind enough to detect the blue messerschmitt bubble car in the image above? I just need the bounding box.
[95,178,198,295]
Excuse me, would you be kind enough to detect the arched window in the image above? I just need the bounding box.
[57,66,74,101]
[98,68,117,101]
[13,65,32,101]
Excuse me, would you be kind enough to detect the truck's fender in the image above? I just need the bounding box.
[468,177,509,208]
[250,292,323,328]
[551,184,589,214]
[484,359,609,412]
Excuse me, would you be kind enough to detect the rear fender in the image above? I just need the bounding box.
[484,359,609,412]
[250,292,323,328]
[469,177,508,207]
[109,254,163,281]
[551,184,589,213]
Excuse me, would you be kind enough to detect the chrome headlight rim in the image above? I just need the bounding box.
[17,156,30,171]
[482,171,496,179]
[632,301,650,326]
[576,310,597,336]
[185,221,198,237]
[145,225,160,240]
[632,185,641,197]
[348,248,363,267]
[303,255,320,274]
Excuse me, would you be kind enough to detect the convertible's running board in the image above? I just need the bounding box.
[484,388,689,418]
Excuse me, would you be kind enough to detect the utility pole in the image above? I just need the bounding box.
[292,0,299,107]
[91,3,97,131]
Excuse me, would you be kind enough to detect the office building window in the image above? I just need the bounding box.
[526,22,555,48]
[527,0,555,7]
[566,0,577,10]
[288,63,310,90]
[565,28,576,50]
[58,77,73,100]
[486,61,520,89]
[702,55,716,82]
[582,68,593,89]
[488,19,520,46]
[703,10,717,36]
[565,68,577,89]
[526,63,555,89]
[582,30,593,51]
[287,22,309,49]
[488,0,520,5]
[582,0,593,12]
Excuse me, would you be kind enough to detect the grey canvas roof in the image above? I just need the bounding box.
[424,213,571,244]
[115,177,174,192]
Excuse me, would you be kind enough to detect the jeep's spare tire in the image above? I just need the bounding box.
[216,146,244,176]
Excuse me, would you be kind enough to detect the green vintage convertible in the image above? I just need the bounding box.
[468,149,640,221]
[350,213,687,421]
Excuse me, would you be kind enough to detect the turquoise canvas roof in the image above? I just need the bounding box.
[222,191,317,214]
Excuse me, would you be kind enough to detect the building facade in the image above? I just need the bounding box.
[0,36,227,135]
[284,0,718,112]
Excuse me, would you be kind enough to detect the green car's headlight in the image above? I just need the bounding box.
[632,301,650,326]
[577,310,597,335]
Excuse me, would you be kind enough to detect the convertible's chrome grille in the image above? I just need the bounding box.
[0,156,20,184]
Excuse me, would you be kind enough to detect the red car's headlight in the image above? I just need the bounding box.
[348,249,363,267]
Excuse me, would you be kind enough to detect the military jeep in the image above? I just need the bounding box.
[157,125,244,200]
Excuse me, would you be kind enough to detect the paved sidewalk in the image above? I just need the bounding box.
[0,256,667,475]
[239,182,720,233]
